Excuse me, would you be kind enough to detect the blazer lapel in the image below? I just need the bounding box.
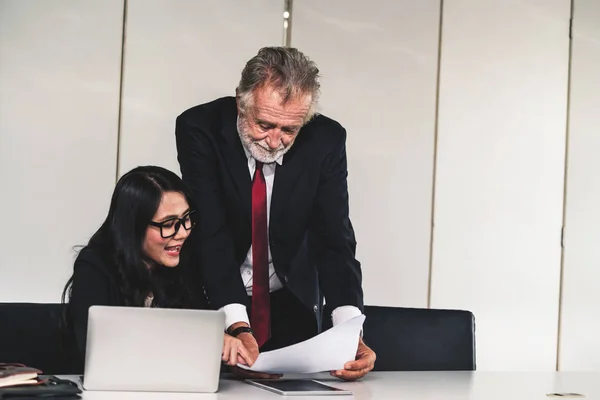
[270,139,304,225]
[220,107,252,222]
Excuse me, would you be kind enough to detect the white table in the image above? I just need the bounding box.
[61,372,600,399]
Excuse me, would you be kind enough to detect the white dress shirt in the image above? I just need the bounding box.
[222,127,362,330]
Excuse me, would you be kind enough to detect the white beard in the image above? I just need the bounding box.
[237,117,294,163]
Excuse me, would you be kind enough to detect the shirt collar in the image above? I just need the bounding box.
[237,116,284,166]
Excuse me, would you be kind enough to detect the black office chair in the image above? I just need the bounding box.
[0,303,79,374]
[323,305,476,371]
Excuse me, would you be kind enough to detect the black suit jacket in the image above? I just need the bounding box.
[68,247,123,366]
[175,97,363,324]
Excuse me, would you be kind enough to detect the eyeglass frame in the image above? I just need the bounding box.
[148,210,196,239]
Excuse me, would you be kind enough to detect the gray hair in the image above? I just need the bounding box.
[236,47,321,123]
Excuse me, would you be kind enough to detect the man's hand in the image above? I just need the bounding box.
[222,334,253,366]
[228,321,260,363]
[330,338,376,381]
[237,332,259,361]
[231,332,282,379]
[225,322,281,379]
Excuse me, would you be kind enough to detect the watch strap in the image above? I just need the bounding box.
[229,326,254,337]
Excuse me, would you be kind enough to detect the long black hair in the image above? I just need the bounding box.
[61,165,202,309]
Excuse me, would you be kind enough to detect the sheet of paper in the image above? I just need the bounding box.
[239,314,365,374]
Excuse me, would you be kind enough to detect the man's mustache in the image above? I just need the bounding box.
[255,142,285,153]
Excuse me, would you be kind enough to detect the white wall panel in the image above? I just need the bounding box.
[118,0,282,177]
[293,0,441,307]
[431,0,570,370]
[0,0,123,302]
[559,0,600,371]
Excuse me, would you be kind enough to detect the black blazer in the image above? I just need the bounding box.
[67,246,207,366]
[67,246,121,365]
[175,97,364,323]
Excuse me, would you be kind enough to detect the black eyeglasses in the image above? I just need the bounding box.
[148,210,196,239]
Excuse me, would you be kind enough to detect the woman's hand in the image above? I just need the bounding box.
[222,333,254,366]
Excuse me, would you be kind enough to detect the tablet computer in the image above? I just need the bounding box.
[246,379,352,396]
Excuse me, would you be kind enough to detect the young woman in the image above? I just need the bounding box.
[61,166,251,370]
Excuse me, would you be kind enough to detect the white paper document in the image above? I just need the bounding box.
[239,314,365,374]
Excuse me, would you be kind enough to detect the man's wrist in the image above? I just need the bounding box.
[227,321,250,335]
[230,326,254,337]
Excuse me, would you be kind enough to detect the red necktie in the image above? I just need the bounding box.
[251,161,270,347]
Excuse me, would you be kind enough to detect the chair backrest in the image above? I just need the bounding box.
[361,305,476,371]
[0,303,79,374]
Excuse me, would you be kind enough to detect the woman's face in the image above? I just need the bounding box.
[143,191,193,267]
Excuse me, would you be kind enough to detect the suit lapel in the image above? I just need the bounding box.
[220,105,252,222]
[270,139,304,225]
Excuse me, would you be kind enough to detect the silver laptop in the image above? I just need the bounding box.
[83,306,225,393]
